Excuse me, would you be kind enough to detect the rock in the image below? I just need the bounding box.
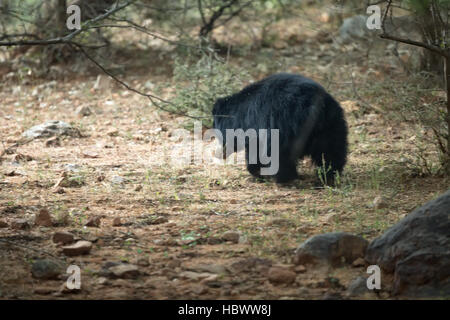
[294,232,368,267]
[82,150,99,158]
[0,220,8,228]
[11,219,30,230]
[96,277,109,285]
[228,257,272,273]
[52,231,75,245]
[53,187,65,194]
[63,164,81,172]
[62,241,93,256]
[107,128,119,137]
[365,191,450,297]
[59,282,81,294]
[179,271,214,281]
[45,136,61,147]
[294,265,307,273]
[112,217,122,227]
[76,106,92,117]
[85,216,101,228]
[111,175,125,184]
[267,218,295,227]
[109,264,140,279]
[189,264,227,275]
[346,276,371,297]
[35,208,53,227]
[267,267,296,285]
[151,216,168,224]
[352,257,366,268]
[22,120,81,140]
[192,284,208,295]
[222,231,240,244]
[322,292,343,300]
[33,286,58,295]
[369,196,388,209]
[136,257,150,267]
[31,259,62,280]
[12,153,33,163]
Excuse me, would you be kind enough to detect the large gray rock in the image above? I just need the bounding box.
[31,259,63,280]
[22,120,81,139]
[366,191,450,297]
[294,232,368,267]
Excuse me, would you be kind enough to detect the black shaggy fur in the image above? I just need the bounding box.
[212,73,348,184]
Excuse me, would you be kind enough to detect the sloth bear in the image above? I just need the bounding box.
[212,73,348,184]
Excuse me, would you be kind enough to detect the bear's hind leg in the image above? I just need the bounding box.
[275,157,299,183]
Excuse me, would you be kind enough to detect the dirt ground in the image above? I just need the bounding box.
[0,10,449,300]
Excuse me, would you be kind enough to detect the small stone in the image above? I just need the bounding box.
[52,231,75,245]
[137,257,150,267]
[167,259,181,269]
[190,264,227,275]
[111,175,125,184]
[369,196,388,209]
[96,277,109,285]
[31,259,62,280]
[0,220,8,228]
[352,257,366,267]
[82,150,99,158]
[267,218,295,227]
[109,264,140,279]
[294,265,307,273]
[222,231,240,244]
[11,219,30,230]
[322,292,343,300]
[62,240,93,256]
[192,284,208,295]
[59,282,81,294]
[76,106,92,117]
[4,170,17,177]
[35,208,53,227]
[53,186,65,194]
[64,164,81,172]
[12,153,33,163]
[22,120,80,140]
[34,286,57,295]
[45,136,61,147]
[107,128,119,137]
[346,276,371,297]
[267,267,296,285]
[85,216,101,228]
[294,232,368,267]
[145,216,168,225]
[179,271,214,281]
[112,217,122,227]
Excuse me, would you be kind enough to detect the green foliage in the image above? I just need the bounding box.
[170,52,249,127]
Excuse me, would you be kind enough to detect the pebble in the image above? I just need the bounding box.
[62,240,93,256]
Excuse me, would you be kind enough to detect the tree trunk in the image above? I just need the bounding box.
[56,0,67,35]
[445,54,450,174]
